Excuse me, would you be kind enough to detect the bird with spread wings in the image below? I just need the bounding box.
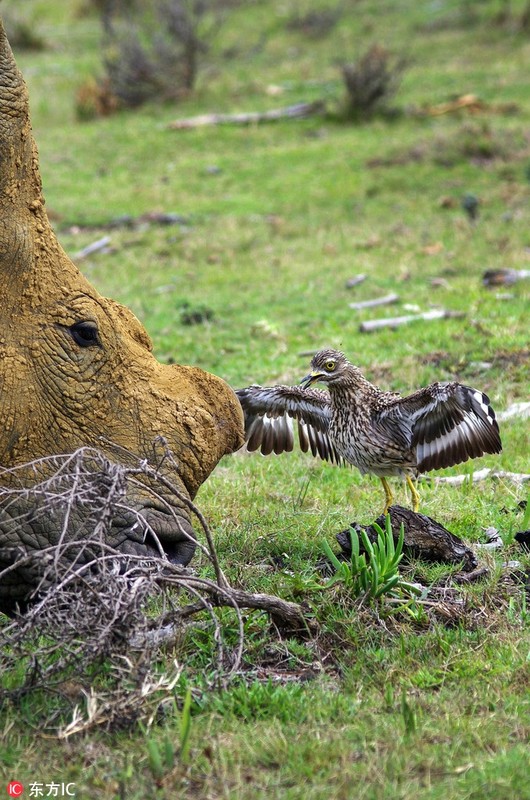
[236,349,502,512]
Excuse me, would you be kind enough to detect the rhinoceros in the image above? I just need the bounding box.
[0,20,244,613]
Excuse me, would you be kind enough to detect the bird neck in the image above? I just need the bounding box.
[327,367,377,409]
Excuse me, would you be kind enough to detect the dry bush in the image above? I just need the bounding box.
[95,0,230,109]
[0,446,309,736]
[0,550,243,735]
[341,44,407,121]
[75,76,122,120]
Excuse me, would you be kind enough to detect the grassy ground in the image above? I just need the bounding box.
[1,0,529,797]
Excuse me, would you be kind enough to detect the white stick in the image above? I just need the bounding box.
[497,402,530,422]
[74,236,111,260]
[432,469,530,486]
[168,101,325,130]
[359,308,463,333]
[349,293,399,310]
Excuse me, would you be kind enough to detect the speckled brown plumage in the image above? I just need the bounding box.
[236,349,502,512]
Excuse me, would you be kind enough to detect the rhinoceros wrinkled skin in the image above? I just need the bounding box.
[0,20,244,613]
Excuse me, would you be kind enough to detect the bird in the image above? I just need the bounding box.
[236,349,502,513]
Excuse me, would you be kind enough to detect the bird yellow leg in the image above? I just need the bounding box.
[406,475,421,513]
[380,477,394,515]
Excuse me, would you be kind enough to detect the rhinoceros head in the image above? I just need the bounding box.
[0,21,244,612]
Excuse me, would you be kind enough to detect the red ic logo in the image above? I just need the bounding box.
[7,783,24,798]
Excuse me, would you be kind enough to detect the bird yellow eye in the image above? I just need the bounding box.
[324,360,336,371]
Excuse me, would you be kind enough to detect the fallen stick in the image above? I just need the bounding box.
[497,402,530,422]
[432,469,530,486]
[211,587,317,633]
[349,292,399,310]
[345,274,367,288]
[418,93,519,117]
[483,268,530,287]
[168,100,326,130]
[74,235,111,260]
[359,308,464,333]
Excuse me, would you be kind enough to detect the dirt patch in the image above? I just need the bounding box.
[367,122,530,169]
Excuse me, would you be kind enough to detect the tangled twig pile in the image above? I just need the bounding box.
[0,446,312,736]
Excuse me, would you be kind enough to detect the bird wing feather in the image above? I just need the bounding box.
[382,382,502,472]
[236,385,344,464]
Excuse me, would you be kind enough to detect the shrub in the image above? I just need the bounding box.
[75,77,121,120]
[95,0,229,109]
[341,44,407,121]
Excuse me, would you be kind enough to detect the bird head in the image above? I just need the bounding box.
[300,349,350,388]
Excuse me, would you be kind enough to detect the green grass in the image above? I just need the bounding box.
[1,0,530,797]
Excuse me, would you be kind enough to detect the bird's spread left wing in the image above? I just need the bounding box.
[235,385,343,464]
[385,382,502,472]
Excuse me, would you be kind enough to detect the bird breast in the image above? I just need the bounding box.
[329,404,416,477]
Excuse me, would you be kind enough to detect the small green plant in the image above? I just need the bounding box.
[506,593,530,626]
[143,685,192,781]
[146,734,173,782]
[401,689,417,737]
[179,685,193,765]
[322,515,422,603]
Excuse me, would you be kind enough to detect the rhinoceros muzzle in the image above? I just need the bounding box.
[0,494,197,615]
[122,502,198,566]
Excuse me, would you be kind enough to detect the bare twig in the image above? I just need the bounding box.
[349,292,399,310]
[0,446,313,735]
[345,274,367,288]
[168,100,326,130]
[359,308,464,333]
[430,468,530,486]
[74,236,112,260]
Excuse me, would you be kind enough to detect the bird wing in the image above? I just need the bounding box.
[235,385,344,464]
[382,382,502,472]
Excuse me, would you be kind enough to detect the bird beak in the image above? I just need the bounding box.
[300,370,322,389]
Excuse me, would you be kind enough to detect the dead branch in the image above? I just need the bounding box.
[483,268,530,287]
[359,308,464,333]
[497,402,530,422]
[417,93,519,117]
[168,100,326,130]
[208,587,316,634]
[74,235,112,260]
[349,292,399,310]
[432,468,530,486]
[345,274,367,288]
[0,446,314,735]
[337,505,478,571]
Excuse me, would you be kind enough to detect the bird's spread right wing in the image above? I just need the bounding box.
[392,382,502,472]
[235,385,343,464]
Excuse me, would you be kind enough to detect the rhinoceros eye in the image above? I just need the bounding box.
[70,321,100,348]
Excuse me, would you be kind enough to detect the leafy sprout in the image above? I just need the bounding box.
[322,515,423,604]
